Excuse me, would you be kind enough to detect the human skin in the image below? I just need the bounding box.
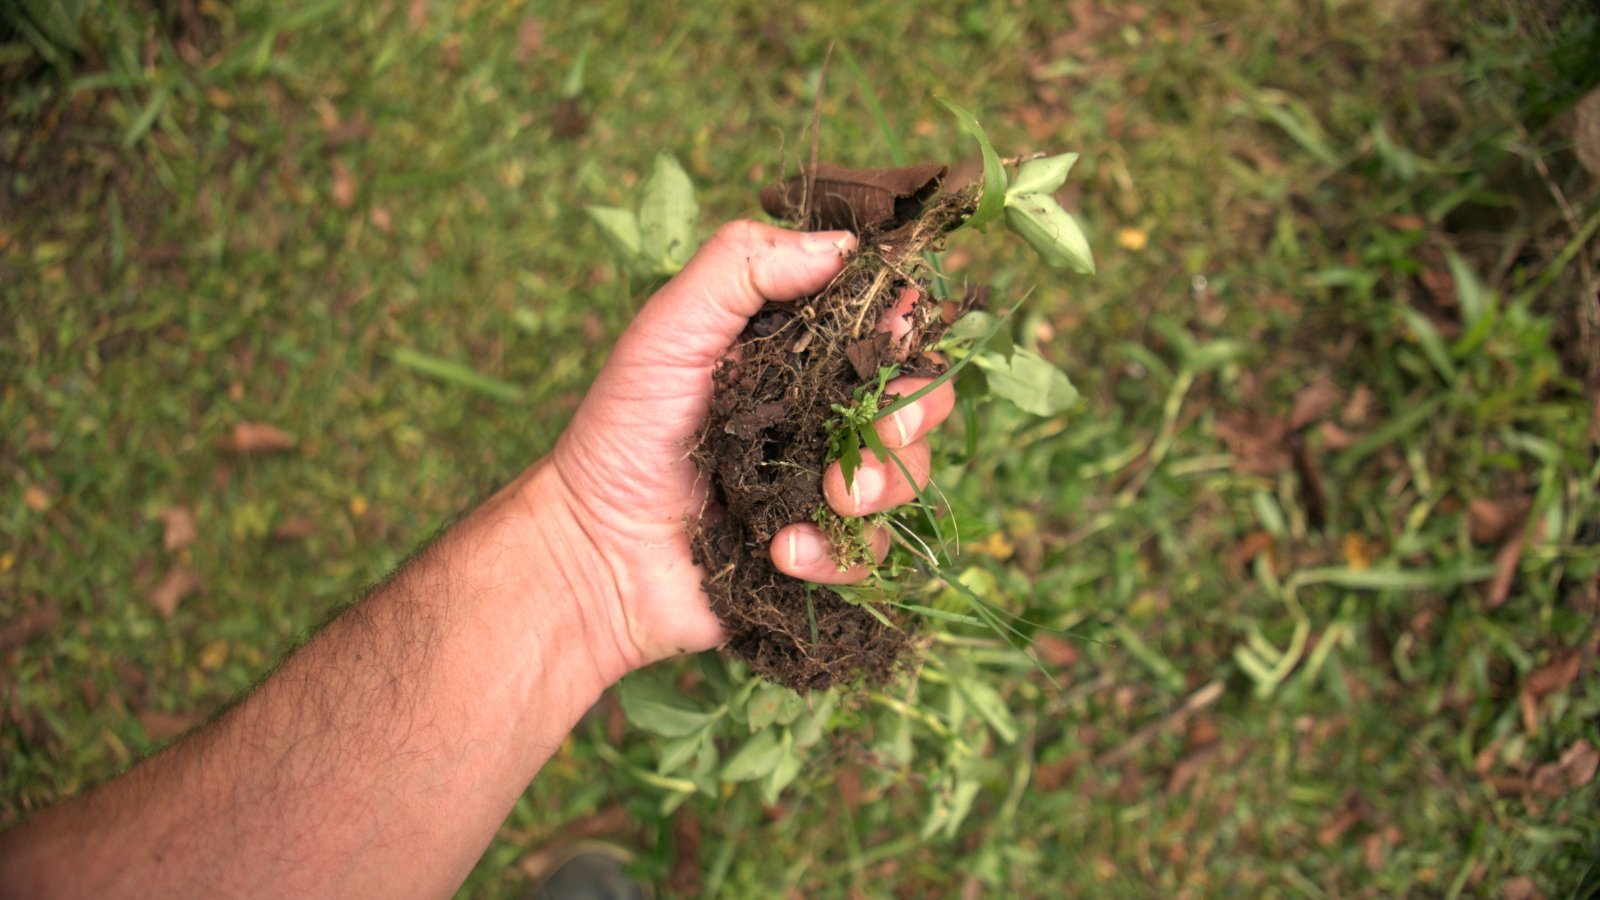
[0,221,955,898]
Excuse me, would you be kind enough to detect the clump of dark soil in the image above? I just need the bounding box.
[690,164,978,692]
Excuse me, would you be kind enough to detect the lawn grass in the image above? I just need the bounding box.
[3,0,1598,896]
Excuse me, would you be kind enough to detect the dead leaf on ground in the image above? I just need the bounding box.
[272,516,318,540]
[330,158,357,210]
[1288,379,1341,432]
[1468,497,1531,546]
[149,566,201,617]
[552,98,589,140]
[1341,384,1374,426]
[1525,651,1581,699]
[221,422,296,455]
[1214,410,1290,476]
[0,604,62,652]
[158,506,198,552]
[760,163,947,233]
[1165,742,1217,796]
[1034,634,1080,669]
[1573,87,1600,180]
[1485,529,1525,609]
[513,18,545,65]
[23,485,51,512]
[1502,876,1545,900]
[137,710,203,741]
[1538,739,1599,793]
[1317,792,1374,847]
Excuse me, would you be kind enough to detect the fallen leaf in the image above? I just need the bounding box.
[1288,379,1341,432]
[552,98,590,140]
[406,0,428,31]
[1525,651,1581,698]
[330,158,357,210]
[1573,87,1600,180]
[158,506,198,552]
[1485,529,1524,609]
[136,710,203,741]
[0,604,62,652]
[1342,533,1378,571]
[1559,739,1598,789]
[23,485,51,512]
[1468,497,1531,546]
[760,163,947,234]
[149,567,201,617]
[1341,385,1374,426]
[513,18,545,65]
[222,422,296,455]
[1033,634,1080,669]
[272,516,317,540]
[1234,530,1275,568]
[197,640,229,672]
[1502,876,1544,900]
[1319,421,1358,451]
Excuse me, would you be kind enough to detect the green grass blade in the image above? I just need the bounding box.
[937,98,1006,229]
[388,347,526,403]
[837,41,907,167]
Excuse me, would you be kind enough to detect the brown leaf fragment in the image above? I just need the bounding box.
[222,422,296,455]
[845,333,893,380]
[137,710,203,741]
[513,18,545,65]
[158,506,198,552]
[149,567,201,617]
[272,516,318,541]
[1525,651,1581,699]
[330,158,357,210]
[1034,634,1080,669]
[552,98,589,140]
[1502,876,1545,900]
[1558,739,1599,789]
[1165,742,1217,796]
[1469,498,1531,546]
[1485,530,1524,609]
[23,485,51,512]
[1288,379,1341,432]
[760,163,947,234]
[0,604,62,653]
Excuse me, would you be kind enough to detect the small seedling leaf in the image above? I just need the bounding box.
[793,692,839,748]
[721,728,785,781]
[658,730,704,775]
[943,311,1013,359]
[760,732,802,804]
[619,674,711,737]
[938,99,1006,229]
[638,153,697,274]
[1003,193,1095,273]
[1006,153,1079,198]
[974,348,1080,417]
[746,684,805,730]
[837,427,862,487]
[586,205,642,261]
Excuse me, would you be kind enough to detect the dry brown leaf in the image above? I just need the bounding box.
[223,422,296,455]
[1165,743,1217,796]
[552,98,589,140]
[1034,633,1080,669]
[272,516,318,540]
[23,485,51,512]
[1502,876,1545,900]
[1573,87,1600,180]
[760,163,947,233]
[1525,651,1581,698]
[0,604,62,652]
[1485,530,1524,609]
[330,158,357,210]
[1468,497,1530,546]
[1319,421,1357,451]
[149,567,201,617]
[158,506,198,552]
[137,710,203,741]
[1559,739,1598,789]
[1341,384,1374,426]
[1288,379,1341,432]
[513,18,545,65]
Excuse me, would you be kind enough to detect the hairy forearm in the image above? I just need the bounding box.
[0,460,630,899]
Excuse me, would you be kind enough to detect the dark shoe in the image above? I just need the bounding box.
[523,842,649,900]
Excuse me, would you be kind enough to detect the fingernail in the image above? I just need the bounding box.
[787,530,824,567]
[849,467,883,512]
[892,404,922,446]
[803,231,856,255]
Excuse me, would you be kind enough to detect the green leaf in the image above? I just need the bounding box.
[837,427,862,487]
[638,153,697,274]
[746,684,805,730]
[586,205,642,261]
[721,728,785,781]
[938,99,1006,229]
[1444,248,1494,328]
[388,347,525,403]
[949,670,1019,745]
[618,673,711,737]
[1003,193,1095,274]
[860,421,889,463]
[973,348,1079,417]
[792,692,838,748]
[657,730,704,775]
[943,311,1013,359]
[1006,153,1078,198]
[760,732,802,805]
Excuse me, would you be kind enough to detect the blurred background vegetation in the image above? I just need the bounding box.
[3,0,1598,896]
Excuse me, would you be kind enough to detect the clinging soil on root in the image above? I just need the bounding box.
[689,167,978,691]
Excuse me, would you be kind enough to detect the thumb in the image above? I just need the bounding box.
[619,220,856,368]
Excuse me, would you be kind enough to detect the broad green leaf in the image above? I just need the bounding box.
[1006,153,1078,198]
[618,674,710,737]
[973,348,1080,417]
[837,427,862,487]
[938,99,1006,229]
[657,730,704,775]
[860,421,889,462]
[943,311,1013,359]
[638,153,697,273]
[586,205,641,261]
[792,692,838,748]
[721,728,784,782]
[746,684,805,730]
[760,732,802,805]
[1003,193,1095,274]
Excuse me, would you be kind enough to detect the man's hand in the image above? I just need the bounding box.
[539,220,957,673]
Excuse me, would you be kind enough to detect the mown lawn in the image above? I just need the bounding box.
[3,0,1598,896]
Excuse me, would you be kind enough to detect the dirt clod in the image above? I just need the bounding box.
[691,164,977,691]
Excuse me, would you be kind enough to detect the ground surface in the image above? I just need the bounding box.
[3,0,1598,896]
